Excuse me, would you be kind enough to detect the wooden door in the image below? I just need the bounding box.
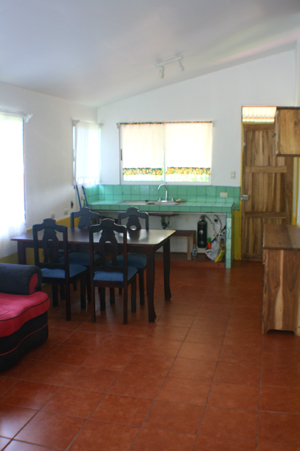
[241,123,293,260]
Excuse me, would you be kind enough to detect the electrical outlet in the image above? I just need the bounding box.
[220,192,228,198]
[64,208,68,215]
[231,171,236,179]
[50,212,55,219]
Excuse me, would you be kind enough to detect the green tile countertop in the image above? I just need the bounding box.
[82,184,239,269]
[87,197,234,214]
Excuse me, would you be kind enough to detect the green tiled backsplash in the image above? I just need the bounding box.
[83,184,241,210]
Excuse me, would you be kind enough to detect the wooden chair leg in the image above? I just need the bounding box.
[119,288,122,295]
[60,284,66,300]
[123,286,128,325]
[65,284,71,321]
[86,268,91,303]
[86,280,91,304]
[131,277,137,313]
[138,270,145,305]
[52,284,58,307]
[90,284,96,322]
[99,287,106,311]
[80,276,86,309]
[110,287,115,304]
[73,282,77,291]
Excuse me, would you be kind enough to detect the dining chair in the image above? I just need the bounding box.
[89,218,138,324]
[64,207,100,301]
[33,218,87,321]
[69,207,100,266]
[118,207,149,305]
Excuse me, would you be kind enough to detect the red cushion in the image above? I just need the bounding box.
[0,292,50,337]
[29,273,38,295]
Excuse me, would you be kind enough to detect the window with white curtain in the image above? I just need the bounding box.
[74,121,101,186]
[0,112,26,258]
[120,122,212,183]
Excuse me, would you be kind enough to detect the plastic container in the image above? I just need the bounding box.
[192,242,197,260]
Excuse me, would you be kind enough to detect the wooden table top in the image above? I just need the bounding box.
[12,227,176,248]
[263,224,300,250]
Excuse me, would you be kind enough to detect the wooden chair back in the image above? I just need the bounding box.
[70,207,100,229]
[89,218,128,278]
[118,207,149,231]
[33,218,69,271]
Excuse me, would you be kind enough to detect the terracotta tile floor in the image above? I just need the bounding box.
[1,259,300,450]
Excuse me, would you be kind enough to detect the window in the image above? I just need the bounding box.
[0,112,26,258]
[242,106,276,123]
[120,122,212,183]
[74,121,101,186]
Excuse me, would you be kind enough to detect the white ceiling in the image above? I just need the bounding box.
[1,0,300,107]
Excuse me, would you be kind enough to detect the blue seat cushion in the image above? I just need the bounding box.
[93,266,137,282]
[62,252,99,267]
[116,253,147,269]
[41,264,87,279]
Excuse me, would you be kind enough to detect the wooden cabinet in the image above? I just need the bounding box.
[262,224,300,335]
[275,107,300,156]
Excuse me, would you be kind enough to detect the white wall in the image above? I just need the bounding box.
[98,50,296,186]
[0,82,97,228]
[0,49,297,236]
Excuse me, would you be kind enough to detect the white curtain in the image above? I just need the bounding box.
[0,112,26,258]
[75,122,100,186]
[165,122,212,168]
[122,123,164,169]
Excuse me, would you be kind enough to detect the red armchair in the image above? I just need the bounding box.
[0,263,50,371]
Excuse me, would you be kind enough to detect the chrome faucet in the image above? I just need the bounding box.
[158,183,168,201]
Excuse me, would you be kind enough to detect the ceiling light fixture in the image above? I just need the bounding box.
[176,60,184,72]
[154,56,184,78]
[158,66,164,79]
[24,113,33,123]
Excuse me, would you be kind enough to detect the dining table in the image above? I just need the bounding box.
[11,227,176,322]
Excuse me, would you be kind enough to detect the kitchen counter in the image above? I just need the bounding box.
[87,197,234,213]
[87,197,234,268]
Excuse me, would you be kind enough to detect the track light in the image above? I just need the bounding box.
[154,56,184,78]
[24,113,33,123]
[158,66,164,78]
[177,60,184,72]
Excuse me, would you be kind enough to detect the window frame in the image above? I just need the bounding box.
[119,121,213,185]
[0,111,26,258]
[73,120,101,187]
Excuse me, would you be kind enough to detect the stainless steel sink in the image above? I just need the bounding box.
[120,200,184,206]
[119,201,148,205]
[147,201,182,205]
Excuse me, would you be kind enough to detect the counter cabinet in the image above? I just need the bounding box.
[275,107,300,156]
[262,224,300,335]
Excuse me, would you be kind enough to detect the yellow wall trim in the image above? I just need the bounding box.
[0,216,71,264]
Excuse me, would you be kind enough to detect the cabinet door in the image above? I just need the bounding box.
[275,107,300,156]
[241,123,293,260]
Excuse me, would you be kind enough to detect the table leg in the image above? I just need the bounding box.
[146,250,156,322]
[163,239,171,301]
[17,242,26,264]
